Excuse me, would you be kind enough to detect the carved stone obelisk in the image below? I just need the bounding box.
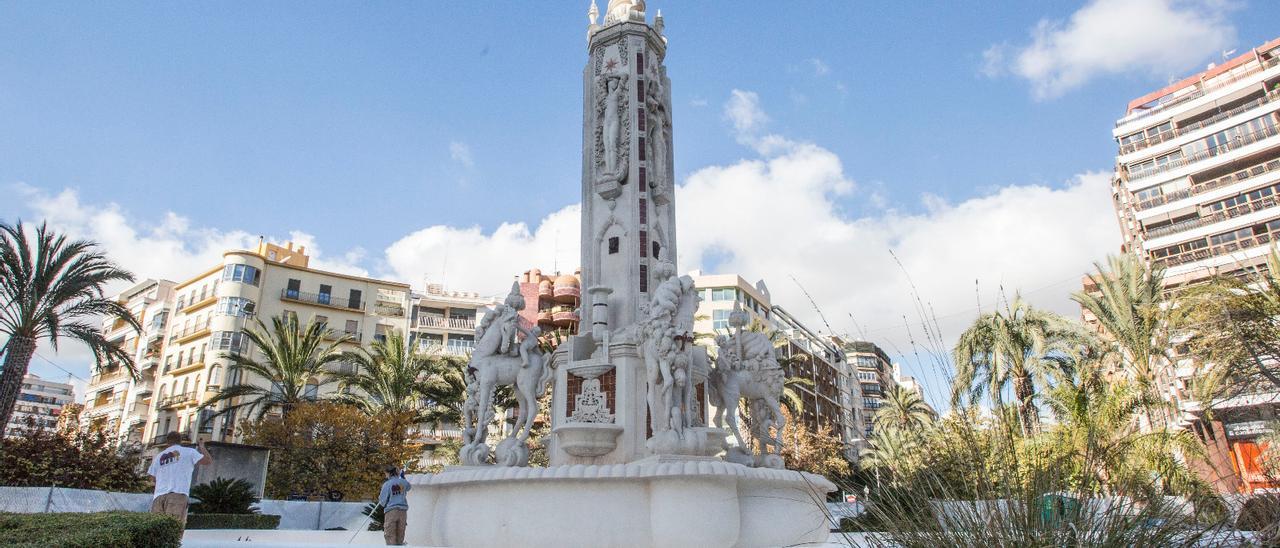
[550,0,714,465]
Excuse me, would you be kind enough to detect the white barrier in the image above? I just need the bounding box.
[0,486,369,530]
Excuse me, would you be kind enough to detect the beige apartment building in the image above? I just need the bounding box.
[84,241,411,456]
[5,374,75,437]
[836,339,899,443]
[409,282,499,358]
[1106,37,1280,493]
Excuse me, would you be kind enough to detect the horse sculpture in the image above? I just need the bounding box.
[460,282,553,467]
[708,328,787,469]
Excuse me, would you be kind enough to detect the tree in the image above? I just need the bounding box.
[200,316,346,423]
[859,426,922,485]
[952,296,1076,436]
[240,401,419,501]
[0,221,139,436]
[875,385,933,431]
[1072,253,1169,425]
[1040,359,1209,498]
[0,415,149,492]
[1174,247,1280,405]
[778,408,850,481]
[333,330,449,450]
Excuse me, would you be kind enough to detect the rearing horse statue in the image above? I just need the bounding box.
[460,282,552,467]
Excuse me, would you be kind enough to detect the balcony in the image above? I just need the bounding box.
[416,315,477,332]
[1127,122,1280,183]
[1120,90,1280,155]
[374,302,405,317]
[1118,56,1280,128]
[1145,195,1280,239]
[422,341,475,356]
[169,319,212,344]
[167,360,205,377]
[322,328,363,343]
[179,294,217,314]
[552,285,580,303]
[90,367,127,385]
[1136,158,1280,211]
[552,309,579,327]
[280,289,364,311]
[1153,229,1278,268]
[158,391,199,410]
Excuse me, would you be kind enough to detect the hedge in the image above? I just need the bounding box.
[0,511,182,547]
[185,513,281,530]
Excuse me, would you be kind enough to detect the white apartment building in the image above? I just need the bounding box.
[82,279,176,447]
[1107,37,1280,493]
[408,282,498,358]
[5,374,74,436]
[84,240,412,457]
[836,339,898,443]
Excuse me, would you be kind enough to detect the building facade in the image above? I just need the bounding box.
[837,339,898,443]
[5,374,74,436]
[517,268,581,339]
[408,282,499,358]
[83,240,412,457]
[1107,38,1280,493]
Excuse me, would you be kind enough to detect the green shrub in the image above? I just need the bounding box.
[184,513,281,530]
[0,511,182,547]
[362,502,384,531]
[189,477,258,514]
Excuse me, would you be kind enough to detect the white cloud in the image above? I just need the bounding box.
[808,58,831,76]
[383,206,581,295]
[723,89,770,142]
[449,141,474,168]
[689,97,709,107]
[988,0,1237,99]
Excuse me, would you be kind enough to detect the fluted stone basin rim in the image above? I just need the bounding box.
[409,458,836,491]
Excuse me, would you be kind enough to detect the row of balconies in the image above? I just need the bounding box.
[1145,194,1279,240]
[1127,122,1280,183]
[1118,56,1279,128]
[1120,89,1280,155]
[168,318,212,344]
[1135,157,1280,211]
[1153,229,1277,268]
[281,289,363,311]
[157,391,199,410]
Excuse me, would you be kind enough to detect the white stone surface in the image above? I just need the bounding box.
[403,459,835,548]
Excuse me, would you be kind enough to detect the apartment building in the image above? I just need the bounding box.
[771,305,860,459]
[5,374,74,436]
[517,268,581,337]
[690,272,862,459]
[408,283,499,358]
[1108,37,1280,493]
[83,240,411,457]
[837,339,898,443]
[81,279,176,447]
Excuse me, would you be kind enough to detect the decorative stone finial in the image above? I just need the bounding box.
[588,0,599,25]
[654,9,664,35]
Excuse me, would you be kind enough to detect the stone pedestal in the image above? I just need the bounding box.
[404,458,835,548]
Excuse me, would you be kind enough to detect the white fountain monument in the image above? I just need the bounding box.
[404,2,835,546]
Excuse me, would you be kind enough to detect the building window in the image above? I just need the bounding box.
[315,315,328,328]
[639,264,648,293]
[285,279,301,299]
[639,197,647,224]
[283,310,298,325]
[640,230,648,258]
[713,309,731,331]
[318,284,332,305]
[638,137,646,161]
[639,167,646,187]
[344,319,359,335]
[608,237,619,254]
[215,297,255,318]
[638,108,645,131]
[636,52,643,73]
[711,288,735,301]
[212,331,246,354]
[348,289,362,310]
[636,79,645,102]
[222,264,260,286]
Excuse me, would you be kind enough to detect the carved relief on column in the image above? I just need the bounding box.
[645,76,672,205]
[565,368,617,424]
[592,43,631,201]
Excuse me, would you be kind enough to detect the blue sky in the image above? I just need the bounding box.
[3,1,1279,406]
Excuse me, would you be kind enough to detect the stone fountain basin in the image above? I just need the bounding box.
[403,456,835,548]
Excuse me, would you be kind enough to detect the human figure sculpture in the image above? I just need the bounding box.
[708,312,788,469]
[646,78,671,202]
[595,71,629,191]
[641,261,698,439]
[459,282,553,466]
[604,0,645,24]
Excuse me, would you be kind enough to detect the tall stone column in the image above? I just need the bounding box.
[550,4,688,466]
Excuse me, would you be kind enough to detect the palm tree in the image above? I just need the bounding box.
[1072,253,1169,426]
[859,426,921,486]
[1041,358,1208,497]
[332,330,470,446]
[875,385,933,431]
[0,221,139,437]
[952,295,1077,436]
[199,316,346,423]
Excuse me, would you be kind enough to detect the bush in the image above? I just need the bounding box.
[185,513,281,530]
[0,414,149,492]
[1236,495,1280,541]
[0,511,182,547]
[362,502,384,531]
[189,477,258,514]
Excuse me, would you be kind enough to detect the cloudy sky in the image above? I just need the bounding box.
[2,1,1277,406]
